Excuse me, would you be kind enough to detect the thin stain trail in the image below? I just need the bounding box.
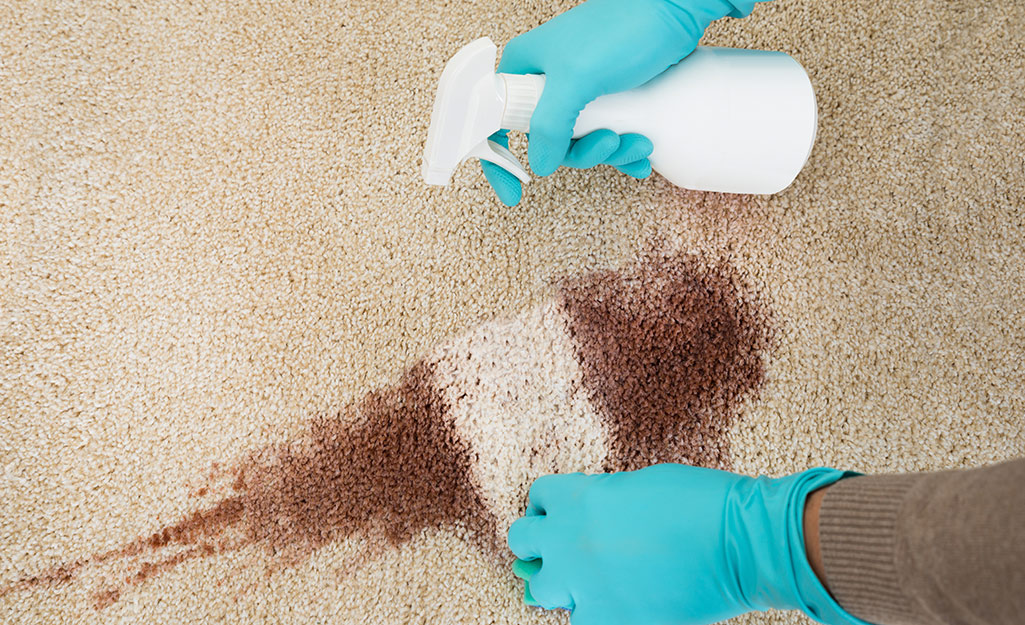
[1,253,773,610]
[3,362,493,608]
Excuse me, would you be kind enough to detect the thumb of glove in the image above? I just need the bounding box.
[525,79,586,177]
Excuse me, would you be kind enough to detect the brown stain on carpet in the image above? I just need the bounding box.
[560,252,773,471]
[235,361,493,557]
[4,362,492,608]
[92,589,120,610]
[4,254,773,608]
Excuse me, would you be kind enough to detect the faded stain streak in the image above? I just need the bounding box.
[4,362,491,607]
[560,253,773,471]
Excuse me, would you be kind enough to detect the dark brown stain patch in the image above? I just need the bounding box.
[236,361,493,558]
[560,253,773,471]
[3,362,492,608]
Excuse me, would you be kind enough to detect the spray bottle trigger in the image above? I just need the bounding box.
[467,139,531,184]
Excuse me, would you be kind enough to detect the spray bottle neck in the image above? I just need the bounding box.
[422,38,543,186]
[498,73,545,133]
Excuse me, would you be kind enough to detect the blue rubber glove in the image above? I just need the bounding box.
[481,0,765,206]
[507,464,871,625]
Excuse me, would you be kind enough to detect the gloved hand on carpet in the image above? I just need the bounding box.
[507,464,866,625]
[482,0,768,206]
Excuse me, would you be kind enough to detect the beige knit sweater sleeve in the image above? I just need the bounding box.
[817,458,1025,625]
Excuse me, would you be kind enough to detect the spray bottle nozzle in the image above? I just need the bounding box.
[422,38,542,187]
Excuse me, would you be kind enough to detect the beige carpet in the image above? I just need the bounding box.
[2,1,1024,623]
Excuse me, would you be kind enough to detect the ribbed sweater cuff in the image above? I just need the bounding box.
[818,473,922,625]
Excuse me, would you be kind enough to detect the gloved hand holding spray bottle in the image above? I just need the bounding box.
[422,0,818,205]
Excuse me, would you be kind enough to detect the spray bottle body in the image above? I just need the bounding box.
[499,47,817,195]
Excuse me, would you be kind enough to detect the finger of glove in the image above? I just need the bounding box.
[523,581,541,607]
[512,557,542,581]
[497,33,588,177]
[527,80,585,177]
[526,473,580,516]
[528,565,575,611]
[514,558,543,607]
[613,158,652,179]
[507,516,546,560]
[562,130,621,170]
[497,33,541,75]
[481,160,523,207]
[603,133,653,167]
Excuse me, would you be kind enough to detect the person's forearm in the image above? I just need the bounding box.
[806,458,1025,625]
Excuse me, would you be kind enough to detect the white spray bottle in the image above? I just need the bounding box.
[422,37,817,195]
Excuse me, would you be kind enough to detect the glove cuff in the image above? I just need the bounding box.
[727,468,873,625]
[779,468,876,625]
